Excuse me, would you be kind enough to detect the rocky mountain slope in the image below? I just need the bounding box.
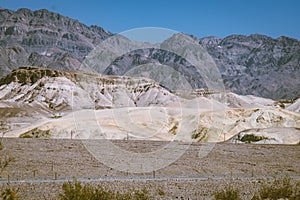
[104,34,300,99]
[0,8,112,76]
[199,34,300,99]
[0,8,299,100]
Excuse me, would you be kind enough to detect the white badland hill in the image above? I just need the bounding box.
[1,67,299,144]
[287,98,300,113]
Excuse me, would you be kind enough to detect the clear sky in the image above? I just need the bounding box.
[0,0,300,40]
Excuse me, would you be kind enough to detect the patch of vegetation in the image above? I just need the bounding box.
[0,121,10,134]
[214,186,242,200]
[0,139,14,178]
[214,176,300,200]
[192,128,208,142]
[168,122,178,135]
[275,98,296,109]
[19,134,33,138]
[276,102,285,109]
[240,134,269,143]
[157,188,165,197]
[38,81,45,87]
[254,176,300,200]
[0,156,14,178]
[19,128,50,138]
[59,181,152,200]
[1,188,19,200]
[279,99,296,104]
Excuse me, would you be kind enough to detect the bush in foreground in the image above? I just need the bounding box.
[1,188,19,200]
[214,176,300,200]
[59,181,151,200]
[240,134,268,143]
[254,176,300,200]
[214,186,242,200]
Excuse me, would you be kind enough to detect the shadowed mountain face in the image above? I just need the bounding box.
[0,8,300,99]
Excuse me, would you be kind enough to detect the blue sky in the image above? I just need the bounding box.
[1,0,300,40]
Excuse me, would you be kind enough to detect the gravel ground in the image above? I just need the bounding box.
[0,138,299,199]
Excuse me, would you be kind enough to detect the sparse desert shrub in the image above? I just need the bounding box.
[0,157,14,177]
[240,134,268,143]
[157,188,165,196]
[279,99,296,104]
[59,181,151,200]
[168,122,178,135]
[59,181,95,200]
[191,128,208,142]
[131,189,150,200]
[254,176,300,200]
[0,141,14,178]
[38,81,45,87]
[277,102,285,109]
[19,134,33,138]
[19,128,50,138]
[214,186,242,200]
[1,188,19,200]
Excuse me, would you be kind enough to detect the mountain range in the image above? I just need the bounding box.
[0,7,299,100]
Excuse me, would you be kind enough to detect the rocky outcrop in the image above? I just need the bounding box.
[192,108,300,143]
[0,66,177,111]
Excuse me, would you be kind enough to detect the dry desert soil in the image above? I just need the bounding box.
[0,138,300,199]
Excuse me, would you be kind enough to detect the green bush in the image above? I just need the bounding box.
[255,176,300,200]
[1,188,19,200]
[214,186,242,200]
[18,134,33,138]
[157,188,165,196]
[59,181,151,200]
[240,134,268,143]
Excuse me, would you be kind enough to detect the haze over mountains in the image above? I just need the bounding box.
[0,8,300,99]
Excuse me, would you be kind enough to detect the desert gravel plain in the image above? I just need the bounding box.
[0,138,300,199]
